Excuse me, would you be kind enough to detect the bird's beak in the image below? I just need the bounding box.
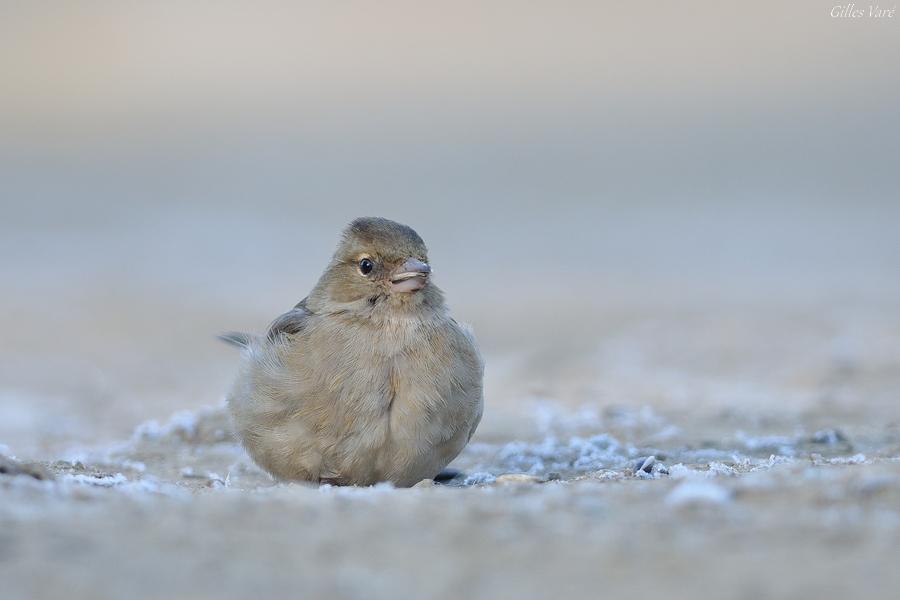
[390,258,431,293]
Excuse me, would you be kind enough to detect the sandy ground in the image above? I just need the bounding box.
[2,403,900,600]
[3,297,900,600]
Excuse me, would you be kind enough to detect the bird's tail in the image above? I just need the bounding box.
[217,331,255,348]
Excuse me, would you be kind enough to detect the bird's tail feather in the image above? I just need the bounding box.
[217,331,255,348]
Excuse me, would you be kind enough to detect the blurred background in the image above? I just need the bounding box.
[2,1,899,458]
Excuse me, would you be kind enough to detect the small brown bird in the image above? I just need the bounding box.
[221,217,483,487]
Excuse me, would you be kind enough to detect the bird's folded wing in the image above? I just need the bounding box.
[267,307,310,341]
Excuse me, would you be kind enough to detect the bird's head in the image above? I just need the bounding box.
[307,217,444,316]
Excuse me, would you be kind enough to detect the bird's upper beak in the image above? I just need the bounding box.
[390,258,431,293]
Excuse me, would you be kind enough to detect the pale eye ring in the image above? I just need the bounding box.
[358,257,374,275]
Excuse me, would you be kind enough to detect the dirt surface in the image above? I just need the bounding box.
[3,356,900,600]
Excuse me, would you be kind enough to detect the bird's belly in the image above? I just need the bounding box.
[327,367,466,487]
[241,320,481,488]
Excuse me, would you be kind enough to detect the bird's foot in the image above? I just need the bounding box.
[433,468,464,484]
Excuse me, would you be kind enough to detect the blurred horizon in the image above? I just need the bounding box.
[1,1,899,455]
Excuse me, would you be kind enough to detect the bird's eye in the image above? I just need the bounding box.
[358,258,374,275]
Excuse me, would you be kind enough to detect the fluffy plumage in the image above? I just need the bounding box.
[224,217,483,487]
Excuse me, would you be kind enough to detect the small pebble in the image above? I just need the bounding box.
[494,473,542,485]
[633,456,656,474]
[810,429,850,446]
[462,472,496,486]
[631,456,668,478]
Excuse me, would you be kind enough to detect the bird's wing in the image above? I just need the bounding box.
[449,318,485,443]
[218,300,311,348]
[266,306,310,341]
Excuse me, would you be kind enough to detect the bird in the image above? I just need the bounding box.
[220,217,483,487]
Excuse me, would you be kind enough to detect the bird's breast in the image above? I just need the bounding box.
[286,313,475,484]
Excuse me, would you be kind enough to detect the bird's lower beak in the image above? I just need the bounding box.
[390,258,431,293]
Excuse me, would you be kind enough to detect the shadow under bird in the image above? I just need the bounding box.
[220,217,484,487]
